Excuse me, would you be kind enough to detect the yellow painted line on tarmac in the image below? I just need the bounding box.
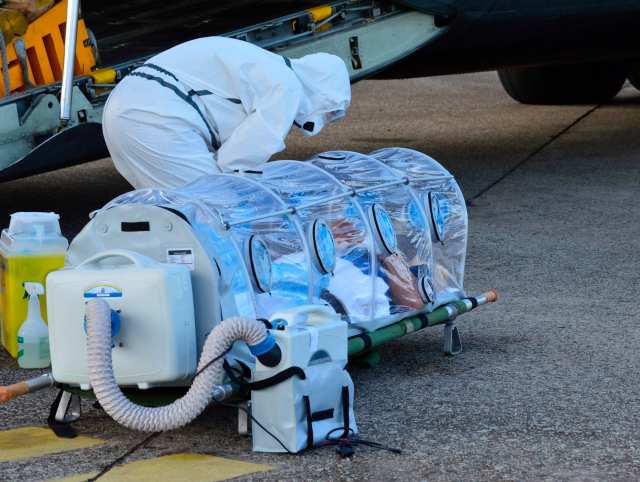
[0,426,104,462]
[53,453,272,482]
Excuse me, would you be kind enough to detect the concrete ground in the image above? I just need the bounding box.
[1,72,640,481]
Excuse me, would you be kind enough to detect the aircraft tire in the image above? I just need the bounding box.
[628,62,640,91]
[497,62,627,105]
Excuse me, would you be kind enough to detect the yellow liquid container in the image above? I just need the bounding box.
[0,213,67,358]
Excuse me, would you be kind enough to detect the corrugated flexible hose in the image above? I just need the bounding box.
[85,299,267,432]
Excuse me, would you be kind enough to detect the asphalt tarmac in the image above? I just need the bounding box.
[1,72,639,481]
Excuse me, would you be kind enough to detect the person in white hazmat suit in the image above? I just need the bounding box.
[102,37,351,189]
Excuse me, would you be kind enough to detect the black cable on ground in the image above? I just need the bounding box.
[218,400,402,458]
[87,350,230,480]
[216,400,296,455]
[467,104,601,203]
[88,432,161,481]
[318,427,402,458]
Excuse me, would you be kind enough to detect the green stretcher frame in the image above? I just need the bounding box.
[62,292,496,407]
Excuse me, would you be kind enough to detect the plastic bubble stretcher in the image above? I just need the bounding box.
[1,148,497,454]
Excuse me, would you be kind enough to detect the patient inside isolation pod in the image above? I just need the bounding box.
[369,147,468,305]
[310,151,436,330]
[249,160,428,330]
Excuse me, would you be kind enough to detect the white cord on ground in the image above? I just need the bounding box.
[85,299,267,432]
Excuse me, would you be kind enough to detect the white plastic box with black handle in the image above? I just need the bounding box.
[46,250,197,390]
[251,305,357,453]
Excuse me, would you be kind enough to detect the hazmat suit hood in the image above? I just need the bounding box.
[290,53,351,136]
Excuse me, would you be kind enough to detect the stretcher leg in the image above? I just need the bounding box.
[55,391,82,423]
[443,322,462,356]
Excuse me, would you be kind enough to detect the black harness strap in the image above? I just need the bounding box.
[187,88,242,105]
[130,70,221,150]
[142,63,179,81]
[188,89,213,96]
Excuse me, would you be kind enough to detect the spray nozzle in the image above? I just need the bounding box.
[23,282,44,299]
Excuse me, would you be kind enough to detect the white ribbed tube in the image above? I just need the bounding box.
[85,299,267,432]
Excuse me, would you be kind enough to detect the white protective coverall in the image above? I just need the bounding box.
[102,37,351,189]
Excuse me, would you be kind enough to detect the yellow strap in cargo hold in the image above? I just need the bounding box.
[0,0,96,97]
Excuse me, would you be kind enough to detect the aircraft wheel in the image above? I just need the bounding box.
[497,62,627,105]
[628,62,640,91]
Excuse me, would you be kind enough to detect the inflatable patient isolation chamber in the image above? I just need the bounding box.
[1,148,497,454]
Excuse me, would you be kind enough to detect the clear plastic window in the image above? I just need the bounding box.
[309,219,336,274]
[245,235,272,293]
[312,151,435,329]
[368,204,397,255]
[369,147,468,306]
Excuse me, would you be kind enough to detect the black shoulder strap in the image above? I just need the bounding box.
[248,366,306,391]
[130,69,221,150]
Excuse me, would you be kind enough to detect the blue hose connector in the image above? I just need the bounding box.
[249,333,281,367]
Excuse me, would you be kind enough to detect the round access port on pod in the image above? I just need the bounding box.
[368,203,397,256]
[418,275,436,304]
[309,218,336,274]
[246,235,272,293]
[427,192,448,243]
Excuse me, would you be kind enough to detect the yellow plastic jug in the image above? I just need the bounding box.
[0,212,67,358]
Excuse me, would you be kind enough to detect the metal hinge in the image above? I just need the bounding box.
[350,36,362,70]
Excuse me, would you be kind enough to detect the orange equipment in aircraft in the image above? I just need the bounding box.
[0,0,96,96]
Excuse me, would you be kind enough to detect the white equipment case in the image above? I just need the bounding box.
[47,250,196,390]
[251,305,357,453]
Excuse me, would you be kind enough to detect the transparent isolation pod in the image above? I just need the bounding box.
[88,176,316,323]
[90,188,257,322]
[70,148,458,336]
[253,160,378,326]
[176,175,313,320]
[369,148,468,304]
[311,151,435,328]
